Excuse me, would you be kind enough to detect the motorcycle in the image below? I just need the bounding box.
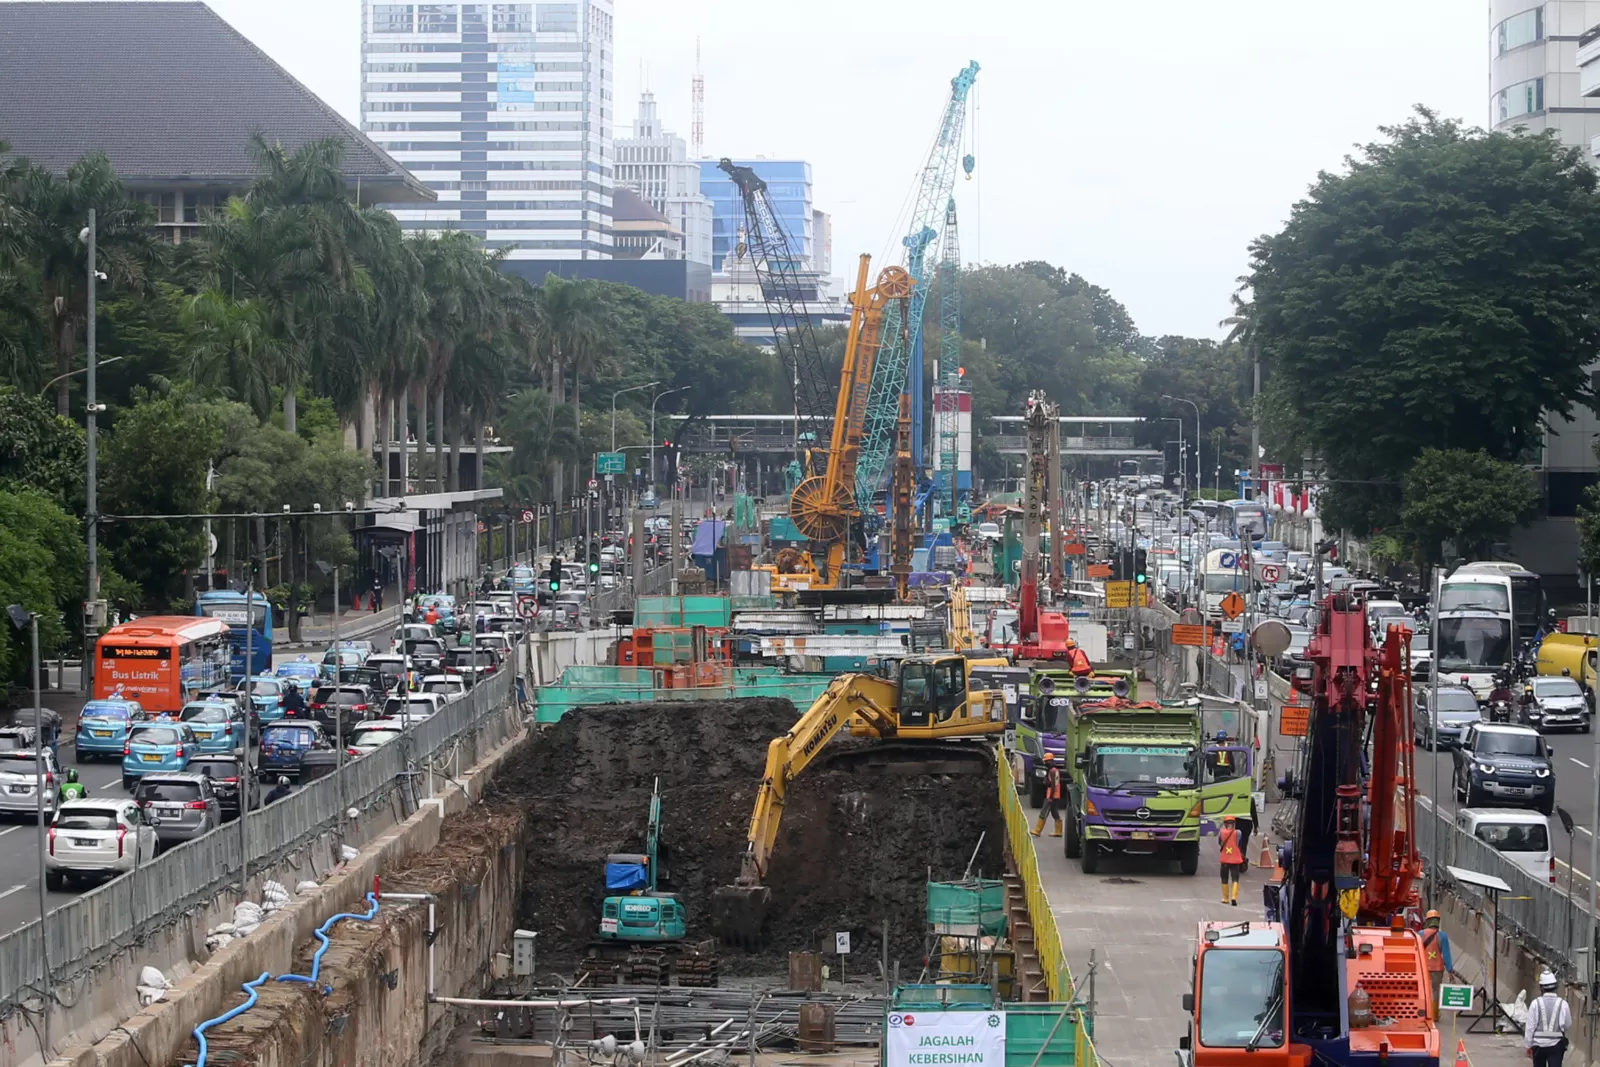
[1487,699,1513,724]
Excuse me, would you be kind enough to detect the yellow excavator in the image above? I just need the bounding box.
[711,653,1006,944]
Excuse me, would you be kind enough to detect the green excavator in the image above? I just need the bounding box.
[581,779,718,986]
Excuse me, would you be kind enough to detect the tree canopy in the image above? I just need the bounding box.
[1249,110,1600,533]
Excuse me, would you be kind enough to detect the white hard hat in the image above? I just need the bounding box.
[1539,970,1558,988]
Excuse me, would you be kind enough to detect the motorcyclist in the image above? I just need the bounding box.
[264,776,293,804]
[57,768,88,802]
[1520,683,1541,727]
[281,682,307,718]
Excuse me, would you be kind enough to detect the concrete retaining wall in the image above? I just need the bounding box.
[45,712,527,1067]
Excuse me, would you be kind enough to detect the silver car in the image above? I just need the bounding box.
[0,750,62,820]
[132,774,221,845]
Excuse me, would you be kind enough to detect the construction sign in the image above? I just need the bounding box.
[1171,624,1209,647]
[1220,591,1247,620]
[1104,581,1134,609]
[1279,703,1309,737]
[1063,542,1087,556]
[1086,563,1112,579]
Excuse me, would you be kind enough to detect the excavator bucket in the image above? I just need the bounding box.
[710,884,770,948]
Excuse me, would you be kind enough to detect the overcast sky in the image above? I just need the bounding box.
[207,0,1487,341]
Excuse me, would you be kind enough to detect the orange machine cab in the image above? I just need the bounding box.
[1185,922,1311,1067]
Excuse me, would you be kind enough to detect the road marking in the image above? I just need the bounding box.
[0,885,26,902]
[0,826,21,840]
[1573,757,1591,769]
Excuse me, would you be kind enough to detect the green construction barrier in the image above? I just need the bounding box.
[927,879,1008,937]
[881,994,1095,1067]
[533,665,835,723]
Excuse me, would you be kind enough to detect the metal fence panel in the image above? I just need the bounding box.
[0,662,519,1012]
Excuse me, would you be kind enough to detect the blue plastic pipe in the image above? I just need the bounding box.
[276,893,381,990]
[188,971,271,1067]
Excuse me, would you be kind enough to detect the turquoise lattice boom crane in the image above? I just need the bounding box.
[854,60,979,527]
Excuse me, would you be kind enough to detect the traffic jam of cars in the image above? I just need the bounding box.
[8,589,520,890]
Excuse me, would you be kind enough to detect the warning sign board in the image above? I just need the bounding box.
[1104,581,1134,609]
[1220,591,1247,619]
[1279,703,1309,737]
[1171,624,1209,647]
[1087,563,1113,579]
[1064,542,1087,556]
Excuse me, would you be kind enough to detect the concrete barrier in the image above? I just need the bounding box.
[43,709,527,1067]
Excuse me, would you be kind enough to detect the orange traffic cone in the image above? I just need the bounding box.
[1454,1037,1469,1067]
[1256,837,1274,868]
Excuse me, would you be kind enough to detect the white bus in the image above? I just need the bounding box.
[1196,548,1247,620]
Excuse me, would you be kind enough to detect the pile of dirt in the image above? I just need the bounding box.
[486,697,1005,977]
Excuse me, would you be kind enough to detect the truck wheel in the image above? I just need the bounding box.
[1080,839,1099,875]
[1178,842,1200,876]
[1027,777,1045,810]
[1064,809,1081,859]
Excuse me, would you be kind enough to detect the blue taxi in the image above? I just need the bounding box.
[275,656,321,686]
[259,720,330,779]
[121,723,198,791]
[179,701,246,754]
[73,697,145,761]
[240,676,290,723]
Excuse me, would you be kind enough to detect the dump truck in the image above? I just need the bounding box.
[1011,667,1136,808]
[1063,697,1252,875]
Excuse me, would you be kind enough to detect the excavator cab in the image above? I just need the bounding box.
[856,654,1006,738]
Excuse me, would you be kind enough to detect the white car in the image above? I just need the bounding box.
[46,799,159,887]
[418,674,468,701]
[473,632,514,661]
[381,693,442,722]
[976,522,1002,541]
[0,750,62,820]
[347,719,407,757]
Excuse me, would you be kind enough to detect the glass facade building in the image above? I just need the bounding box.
[699,159,813,269]
[360,1,615,258]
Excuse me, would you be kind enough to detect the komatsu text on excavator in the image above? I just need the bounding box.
[1180,595,1436,1067]
[711,654,1006,944]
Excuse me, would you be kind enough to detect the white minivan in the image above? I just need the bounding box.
[1456,808,1554,884]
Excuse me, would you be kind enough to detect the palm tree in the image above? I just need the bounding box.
[7,152,164,414]
[535,274,613,495]
[178,287,280,417]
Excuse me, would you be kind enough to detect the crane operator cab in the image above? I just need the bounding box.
[1181,921,1306,1066]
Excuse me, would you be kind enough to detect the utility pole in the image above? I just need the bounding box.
[84,209,101,693]
[1250,343,1261,501]
[1428,566,1441,908]
[240,567,255,893]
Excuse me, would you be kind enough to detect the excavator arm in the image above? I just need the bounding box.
[713,673,899,943]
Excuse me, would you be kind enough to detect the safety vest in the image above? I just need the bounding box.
[1421,928,1443,971]
[1219,827,1244,865]
[1215,749,1232,769]
[1068,648,1091,674]
[1044,768,1062,801]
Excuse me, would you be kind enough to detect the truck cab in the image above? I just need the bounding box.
[1182,922,1302,1065]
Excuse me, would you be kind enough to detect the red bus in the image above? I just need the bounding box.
[94,617,233,713]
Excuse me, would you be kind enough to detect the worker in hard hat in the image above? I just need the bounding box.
[1419,910,1451,1015]
[1066,644,1091,678]
[1525,969,1571,1065]
[1030,753,1065,838]
[1218,815,1246,906]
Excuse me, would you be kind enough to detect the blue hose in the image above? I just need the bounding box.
[276,893,381,991]
[188,971,271,1067]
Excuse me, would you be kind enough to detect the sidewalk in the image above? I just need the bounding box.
[276,604,402,649]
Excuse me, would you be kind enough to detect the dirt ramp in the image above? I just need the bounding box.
[490,697,1004,976]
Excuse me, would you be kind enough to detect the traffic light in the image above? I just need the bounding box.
[548,556,562,593]
[1110,552,1125,581]
[249,556,263,583]
[588,543,601,576]
[1134,549,1148,585]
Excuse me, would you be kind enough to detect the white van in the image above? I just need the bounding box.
[1456,808,1554,884]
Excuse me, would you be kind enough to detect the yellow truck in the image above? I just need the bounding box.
[1537,632,1598,691]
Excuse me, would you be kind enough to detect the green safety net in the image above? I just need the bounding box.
[927,879,1008,936]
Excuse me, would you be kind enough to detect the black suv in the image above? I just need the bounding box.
[308,684,377,734]
[1452,722,1554,814]
[186,752,260,819]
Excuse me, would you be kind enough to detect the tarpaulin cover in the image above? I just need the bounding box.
[691,520,726,557]
[605,863,648,891]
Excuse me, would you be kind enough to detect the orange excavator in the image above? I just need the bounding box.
[1180,595,1436,1067]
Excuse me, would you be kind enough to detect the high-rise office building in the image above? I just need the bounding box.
[699,159,813,269]
[614,92,713,266]
[360,1,615,259]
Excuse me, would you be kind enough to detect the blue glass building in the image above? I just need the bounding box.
[699,160,813,268]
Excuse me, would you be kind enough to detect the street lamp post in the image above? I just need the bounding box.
[1162,395,1201,501]
[7,604,48,1048]
[649,386,689,490]
[611,382,659,451]
[1159,417,1184,497]
[83,211,103,693]
[38,355,123,397]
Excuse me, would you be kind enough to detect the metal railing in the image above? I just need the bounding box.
[0,669,515,1013]
[1415,802,1588,979]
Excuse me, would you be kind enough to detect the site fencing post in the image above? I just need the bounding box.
[1428,566,1440,909]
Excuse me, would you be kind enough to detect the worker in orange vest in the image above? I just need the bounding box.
[1031,753,1065,838]
[1219,815,1246,906]
[1066,644,1092,677]
[1420,910,1450,1005]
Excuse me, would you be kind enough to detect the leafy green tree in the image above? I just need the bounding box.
[1400,449,1541,565]
[1249,110,1600,532]
[0,388,85,509]
[535,274,615,495]
[0,488,84,682]
[99,388,222,607]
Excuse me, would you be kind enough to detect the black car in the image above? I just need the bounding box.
[186,752,260,818]
[444,647,498,685]
[402,638,446,673]
[308,684,377,734]
[1452,722,1554,814]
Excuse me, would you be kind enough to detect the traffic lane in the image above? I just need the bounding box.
[0,737,157,935]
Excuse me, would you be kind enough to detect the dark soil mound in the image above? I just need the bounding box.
[487,697,1005,977]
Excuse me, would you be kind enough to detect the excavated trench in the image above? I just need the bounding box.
[485,697,1006,978]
